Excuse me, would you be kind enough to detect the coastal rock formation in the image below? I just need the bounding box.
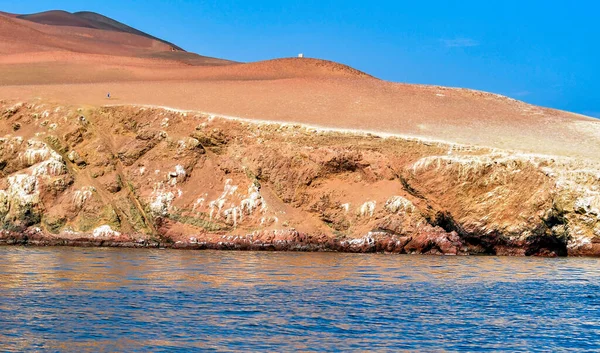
[1,101,599,256]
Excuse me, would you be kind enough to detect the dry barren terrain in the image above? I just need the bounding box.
[1,10,599,255]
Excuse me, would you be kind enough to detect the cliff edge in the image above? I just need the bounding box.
[0,102,598,256]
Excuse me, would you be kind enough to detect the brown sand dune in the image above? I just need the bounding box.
[17,10,105,29]
[2,12,173,55]
[17,10,185,51]
[0,13,158,55]
[0,11,230,64]
[0,12,59,53]
[72,11,185,50]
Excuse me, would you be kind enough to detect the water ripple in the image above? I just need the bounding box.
[0,248,599,352]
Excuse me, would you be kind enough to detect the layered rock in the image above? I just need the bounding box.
[1,100,599,256]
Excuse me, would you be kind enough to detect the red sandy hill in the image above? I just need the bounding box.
[0,10,599,256]
[1,9,598,160]
[17,10,185,50]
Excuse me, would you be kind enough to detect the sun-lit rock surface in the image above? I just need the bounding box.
[0,102,598,256]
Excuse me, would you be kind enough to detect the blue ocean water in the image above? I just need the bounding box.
[0,247,599,352]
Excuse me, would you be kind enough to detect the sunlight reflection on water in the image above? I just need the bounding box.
[0,247,599,352]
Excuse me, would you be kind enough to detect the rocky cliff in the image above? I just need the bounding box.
[1,100,599,256]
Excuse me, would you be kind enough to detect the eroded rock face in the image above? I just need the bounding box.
[1,101,599,256]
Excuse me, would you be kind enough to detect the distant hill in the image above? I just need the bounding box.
[17,10,185,51]
[1,9,234,65]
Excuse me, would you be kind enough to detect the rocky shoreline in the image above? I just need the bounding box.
[1,101,599,256]
[1,227,463,254]
[2,227,598,256]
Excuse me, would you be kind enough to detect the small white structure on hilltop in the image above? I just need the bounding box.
[298,53,304,58]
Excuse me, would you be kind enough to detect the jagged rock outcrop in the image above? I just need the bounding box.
[1,100,599,256]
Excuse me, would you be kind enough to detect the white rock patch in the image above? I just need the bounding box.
[73,186,95,209]
[192,197,205,212]
[340,203,350,213]
[385,196,415,214]
[21,140,53,166]
[574,195,600,216]
[17,139,66,177]
[240,185,266,215]
[167,165,187,186]
[93,225,121,238]
[207,181,267,226]
[359,201,376,217]
[149,183,175,217]
[7,174,39,204]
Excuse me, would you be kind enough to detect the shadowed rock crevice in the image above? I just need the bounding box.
[525,235,568,257]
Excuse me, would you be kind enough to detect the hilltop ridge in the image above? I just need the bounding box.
[17,10,185,50]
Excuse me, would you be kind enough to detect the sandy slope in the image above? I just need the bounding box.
[2,78,599,160]
[1,10,599,161]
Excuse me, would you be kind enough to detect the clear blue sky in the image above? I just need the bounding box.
[2,0,598,117]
